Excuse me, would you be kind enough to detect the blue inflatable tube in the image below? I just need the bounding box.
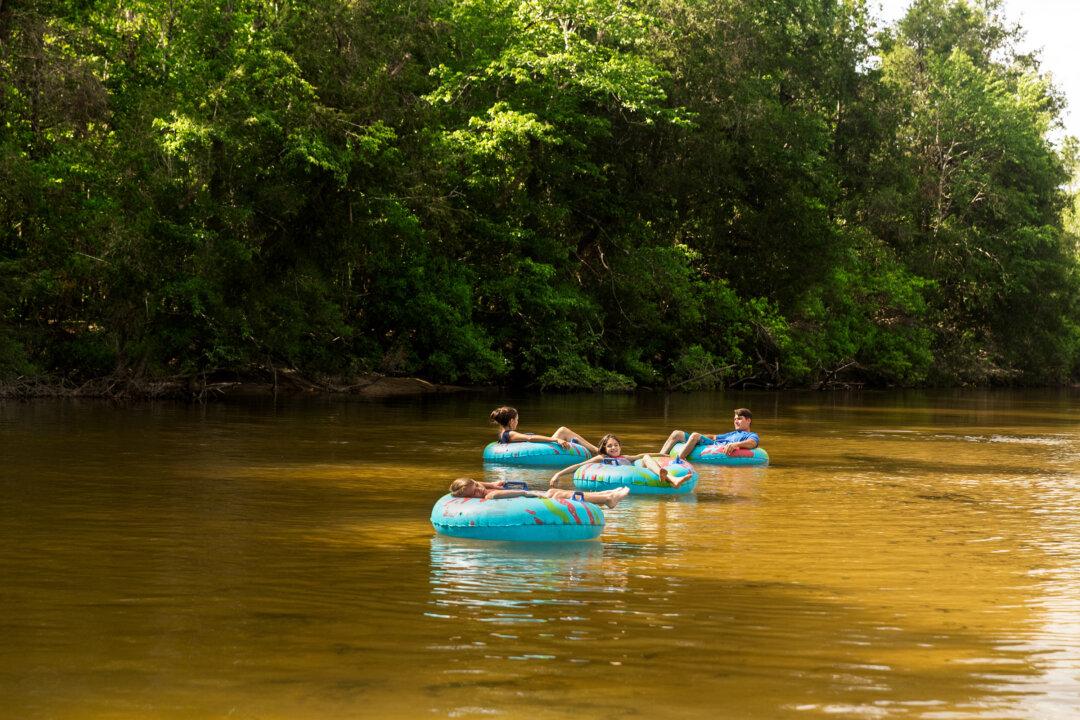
[482,441,591,468]
[431,485,605,542]
[573,456,698,495]
[670,442,769,466]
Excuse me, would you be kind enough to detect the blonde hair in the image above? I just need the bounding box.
[450,477,478,497]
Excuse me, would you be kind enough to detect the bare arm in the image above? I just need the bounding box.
[721,437,758,454]
[483,489,536,500]
[506,430,571,448]
[549,456,599,487]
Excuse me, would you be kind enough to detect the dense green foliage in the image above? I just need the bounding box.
[1,0,1077,390]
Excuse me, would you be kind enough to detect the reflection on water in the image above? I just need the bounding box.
[2,390,1080,718]
[429,538,609,621]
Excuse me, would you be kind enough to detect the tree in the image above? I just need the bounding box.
[877,0,1077,382]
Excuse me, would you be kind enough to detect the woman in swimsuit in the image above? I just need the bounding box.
[490,406,599,454]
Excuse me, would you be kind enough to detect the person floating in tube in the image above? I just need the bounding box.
[489,405,599,455]
[658,408,759,462]
[549,433,682,488]
[448,478,629,508]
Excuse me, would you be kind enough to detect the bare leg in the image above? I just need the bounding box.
[585,486,630,508]
[666,462,689,488]
[552,426,598,454]
[659,430,687,455]
[547,487,629,508]
[641,454,674,486]
[676,432,703,461]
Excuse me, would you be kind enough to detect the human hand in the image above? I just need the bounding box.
[724,444,737,456]
[549,476,560,489]
[492,480,506,488]
[558,439,571,449]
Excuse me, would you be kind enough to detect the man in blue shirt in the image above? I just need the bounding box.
[659,408,760,461]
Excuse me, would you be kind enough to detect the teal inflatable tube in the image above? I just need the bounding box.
[431,490,605,542]
[573,456,698,495]
[482,441,591,468]
[670,442,769,466]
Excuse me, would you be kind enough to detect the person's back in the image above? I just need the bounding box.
[488,405,598,454]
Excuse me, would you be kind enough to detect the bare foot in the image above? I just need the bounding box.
[604,486,630,508]
[666,469,685,488]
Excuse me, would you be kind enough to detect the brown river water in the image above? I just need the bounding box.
[2,391,1079,719]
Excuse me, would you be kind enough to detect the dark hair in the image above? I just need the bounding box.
[734,408,752,420]
[489,406,518,427]
[597,433,621,456]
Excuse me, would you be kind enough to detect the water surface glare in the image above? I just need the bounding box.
[2,391,1080,718]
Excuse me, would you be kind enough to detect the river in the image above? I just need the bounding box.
[2,390,1079,718]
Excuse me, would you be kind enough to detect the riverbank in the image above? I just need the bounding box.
[0,370,478,400]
